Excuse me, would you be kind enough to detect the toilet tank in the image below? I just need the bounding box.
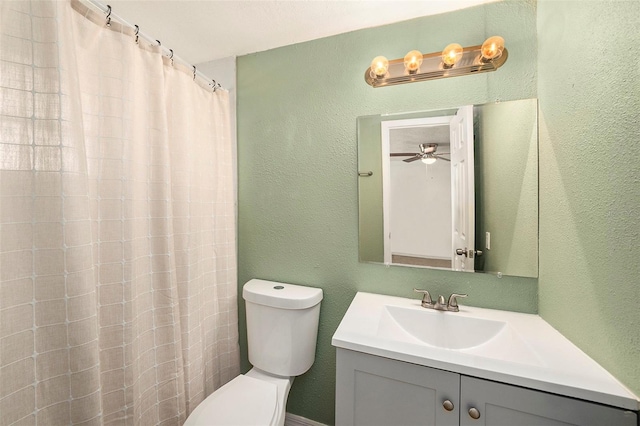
[243,279,323,377]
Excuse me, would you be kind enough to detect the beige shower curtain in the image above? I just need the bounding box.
[0,1,240,424]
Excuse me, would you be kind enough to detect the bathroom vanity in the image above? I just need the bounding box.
[332,293,639,426]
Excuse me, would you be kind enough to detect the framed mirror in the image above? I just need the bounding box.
[357,98,538,278]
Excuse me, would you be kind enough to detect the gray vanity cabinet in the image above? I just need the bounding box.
[336,349,638,426]
[460,376,637,426]
[336,349,460,426]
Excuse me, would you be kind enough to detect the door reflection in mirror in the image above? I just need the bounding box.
[382,106,474,272]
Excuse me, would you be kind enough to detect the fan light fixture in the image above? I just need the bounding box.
[421,155,437,165]
[365,36,508,88]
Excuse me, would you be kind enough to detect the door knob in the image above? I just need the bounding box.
[468,407,481,419]
[442,400,454,411]
[455,248,468,256]
[456,248,483,258]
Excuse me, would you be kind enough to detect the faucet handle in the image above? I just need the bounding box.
[447,293,467,312]
[413,288,433,307]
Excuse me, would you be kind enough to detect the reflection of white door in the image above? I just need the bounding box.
[381,116,453,265]
[450,105,475,272]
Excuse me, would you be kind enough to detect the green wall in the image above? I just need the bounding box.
[537,0,640,398]
[237,2,537,424]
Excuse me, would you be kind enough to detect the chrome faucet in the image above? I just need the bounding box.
[413,289,467,312]
[446,293,467,312]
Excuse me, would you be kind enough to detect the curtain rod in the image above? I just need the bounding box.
[74,0,223,91]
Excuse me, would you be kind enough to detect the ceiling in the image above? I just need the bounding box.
[107,0,498,65]
[390,126,450,154]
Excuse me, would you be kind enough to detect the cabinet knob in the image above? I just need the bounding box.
[468,407,481,419]
[442,400,454,411]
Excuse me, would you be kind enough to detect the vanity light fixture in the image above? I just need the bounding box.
[442,43,463,68]
[404,50,423,74]
[370,56,390,78]
[365,36,508,88]
[480,36,505,62]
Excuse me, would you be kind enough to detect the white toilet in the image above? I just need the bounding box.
[184,279,323,426]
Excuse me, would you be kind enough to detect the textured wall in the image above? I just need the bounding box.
[237,1,538,424]
[537,0,640,397]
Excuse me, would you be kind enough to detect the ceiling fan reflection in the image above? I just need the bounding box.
[390,143,450,164]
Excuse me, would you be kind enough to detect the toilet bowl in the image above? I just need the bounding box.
[184,279,323,426]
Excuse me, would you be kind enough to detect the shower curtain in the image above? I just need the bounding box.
[0,1,240,425]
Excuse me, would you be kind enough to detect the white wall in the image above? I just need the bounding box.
[390,158,452,259]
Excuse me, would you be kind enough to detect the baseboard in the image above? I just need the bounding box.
[284,412,328,426]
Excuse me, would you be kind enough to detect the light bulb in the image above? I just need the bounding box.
[422,155,437,165]
[370,56,389,79]
[442,43,463,67]
[403,50,423,74]
[481,36,505,61]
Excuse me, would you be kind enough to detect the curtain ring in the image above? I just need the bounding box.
[193,65,197,81]
[156,39,162,47]
[210,79,221,92]
[133,25,139,44]
[105,5,112,27]
[169,49,174,66]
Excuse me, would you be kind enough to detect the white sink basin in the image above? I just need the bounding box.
[378,305,507,349]
[332,292,640,411]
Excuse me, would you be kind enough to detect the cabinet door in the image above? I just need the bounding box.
[460,376,637,426]
[336,349,460,426]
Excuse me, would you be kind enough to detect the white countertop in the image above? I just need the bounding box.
[332,292,639,411]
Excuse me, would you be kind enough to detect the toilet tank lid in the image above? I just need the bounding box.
[243,279,323,310]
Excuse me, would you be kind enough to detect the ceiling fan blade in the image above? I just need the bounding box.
[390,153,420,157]
[403,155,423,163]
[434,154,451,162]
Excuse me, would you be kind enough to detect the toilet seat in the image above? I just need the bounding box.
[184,375,278,426]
